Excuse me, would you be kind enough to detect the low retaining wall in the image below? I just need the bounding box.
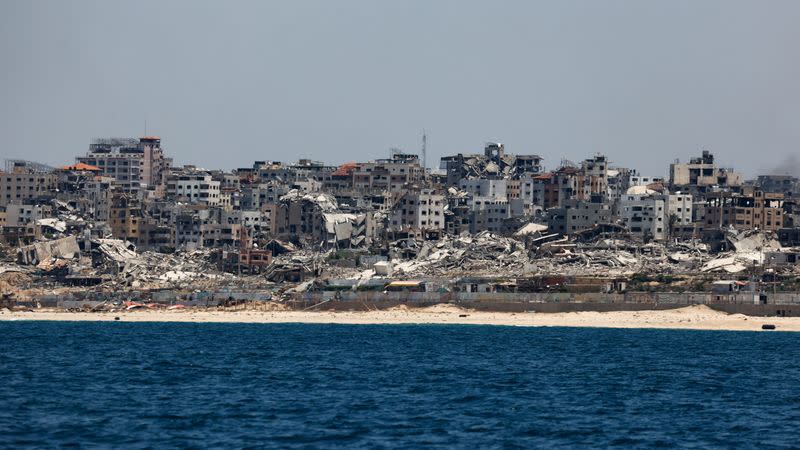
[287,291,800,306]
[284,291,800,316]
[288,299,800,317]
[16,290,800,317]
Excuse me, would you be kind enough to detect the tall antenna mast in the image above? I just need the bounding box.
[421,129,427,170]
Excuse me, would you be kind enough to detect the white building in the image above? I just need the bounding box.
[4,204,52,226]
[241,182,289,210]
[390,189,445,231]
[629,174,664,187]
[166,171,221,206]
[469,196,510,233]
[664,193,693,227]
[82,176,115,223]
[619,194,666,241]
[459,179,507,200]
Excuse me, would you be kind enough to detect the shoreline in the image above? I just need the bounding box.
[2,304,799,332]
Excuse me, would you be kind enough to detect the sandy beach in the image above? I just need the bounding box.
[1,304,798,331]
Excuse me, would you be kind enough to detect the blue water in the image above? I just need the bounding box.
[1,323,799,448]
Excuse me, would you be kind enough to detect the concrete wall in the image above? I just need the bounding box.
[22,290,800,317]
[283,291,800,316]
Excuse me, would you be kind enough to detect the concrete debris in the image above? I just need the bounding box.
[389,231,524,277]
[93,239,138,263]
[17,236,80,265]
[263,250,325,283]
[279,190,339,212]
[514,222,549,236]
[321,213,368,248]
[6,208,800,301]
[373,260,393,276]
[700,230,783,274]
[726,229,782,253]
[701,257,748,274]
[360,228,767,280]
[115,250,238,289]
[36,218,67,233]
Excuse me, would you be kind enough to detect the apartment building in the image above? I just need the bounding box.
[703,190,784,232]
[619,194,667,241]
[353,154,425,194]
[77,137,172,194]
[548,198,614,234]
[109,194,142,243]
[0,165,58,207]
[669,151,743,191]
[166,170,222,206]
[4,204,53,226]
[468,196,510,233]
[390,189,445,231]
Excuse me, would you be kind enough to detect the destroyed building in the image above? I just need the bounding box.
[669,150,743,194]
[3,135,800,305]
[755,175,800,196]
[274,190,374,249]
[0,160,58,207]
[441,143,543,185]
[703,189,784,233]
[547,197,614,235]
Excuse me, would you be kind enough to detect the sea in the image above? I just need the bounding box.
[1,322,799,448]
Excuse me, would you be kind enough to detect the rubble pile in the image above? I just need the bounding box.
[4,217,799,299]
[0,266,33,295]
[9,236,258,293]
[114,250,239,289]
[528,229,800,279]
[278,190,339,212]
[531,239,710,276]
[541,249,643,276]
[263,250,326,283]
[390,231,526,277]
[701,230,784,274]
[376,229,733,279]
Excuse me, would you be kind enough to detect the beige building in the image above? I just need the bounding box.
[109,194,142,243]
[665,193,693,227]
[703,190,783,232]
[0,166,58,207]
[669,151,743,190]
[352,154,425,194]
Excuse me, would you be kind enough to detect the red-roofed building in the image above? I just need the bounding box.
[324,162,359,195]
[60,163,101,172]
[331,162,357,177]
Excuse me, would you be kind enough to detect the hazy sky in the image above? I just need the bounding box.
[2,0,799,177]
